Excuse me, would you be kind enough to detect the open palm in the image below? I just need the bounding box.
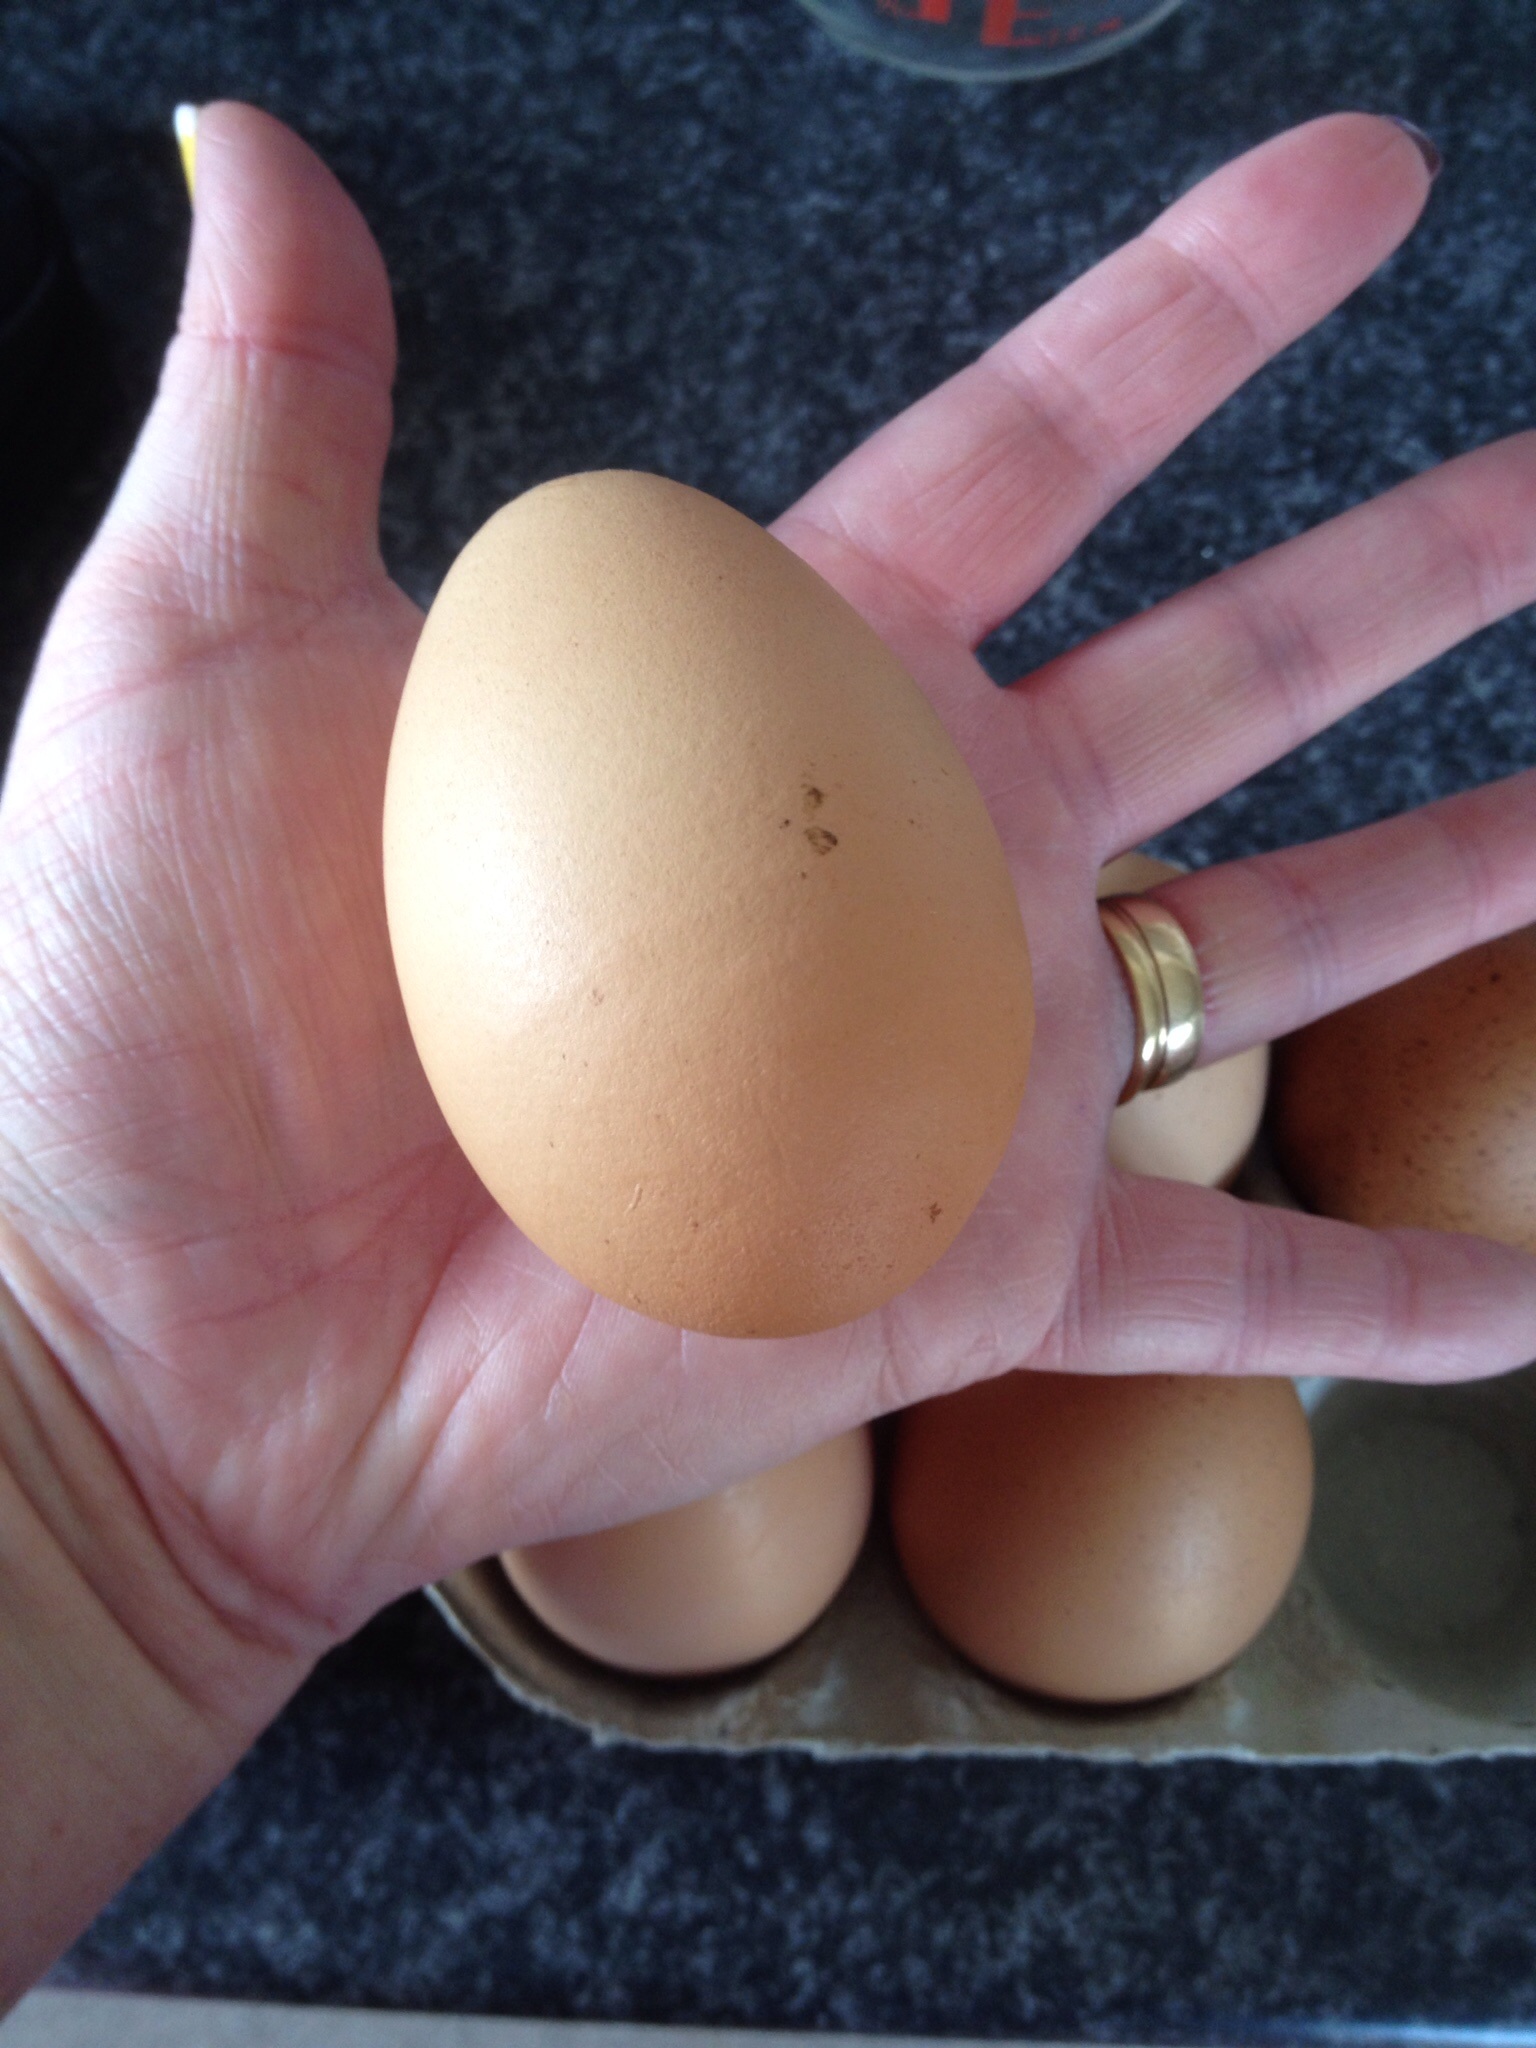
[2,105,1534,1680]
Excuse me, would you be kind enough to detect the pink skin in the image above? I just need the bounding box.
[1,105,1534,1681]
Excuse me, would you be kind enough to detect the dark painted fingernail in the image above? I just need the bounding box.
[1385,116,1443,180]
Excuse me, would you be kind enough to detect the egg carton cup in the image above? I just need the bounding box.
[429,1144,1536,1761]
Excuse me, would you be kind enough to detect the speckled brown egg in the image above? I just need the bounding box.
[1097,852,1269,1188]
[1271,927,1536,1249]
[501,1427,874,1676]
[384,471,1033,1336]
[890,1370,1313,1704]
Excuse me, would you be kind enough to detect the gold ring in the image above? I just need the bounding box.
[1098,893,1205,1103]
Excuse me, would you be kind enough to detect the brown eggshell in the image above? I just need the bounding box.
[1271,927,1536,1249]
[1097,853,1269,1188]
[501,1427,874,1677]
[890,1370,1314,1704]
[384,471,1033,1336]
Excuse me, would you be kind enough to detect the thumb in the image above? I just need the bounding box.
[84,102,397,620]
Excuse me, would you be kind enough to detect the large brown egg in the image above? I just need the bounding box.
[384,472,1033,1335]
[501,1427,874,1676]
[1271,927,1536,1249]
[1097,852,1269,1188]
[890,1370,1313,1704]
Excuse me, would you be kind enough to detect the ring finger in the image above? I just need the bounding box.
[1148,764,1536,1064]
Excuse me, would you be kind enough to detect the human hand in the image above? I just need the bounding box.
[2,106,1535,1754]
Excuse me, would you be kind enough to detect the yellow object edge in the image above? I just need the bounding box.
[173,104,198,201]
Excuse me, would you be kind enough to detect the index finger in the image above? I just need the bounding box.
[776,114,1436,650]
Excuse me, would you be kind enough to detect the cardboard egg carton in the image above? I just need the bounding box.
[429,1144,1536,1761]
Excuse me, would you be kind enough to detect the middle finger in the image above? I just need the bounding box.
[1025,430,1536,858]
[776,115,1434,654]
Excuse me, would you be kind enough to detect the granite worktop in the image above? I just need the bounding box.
[4,0,1536,2035]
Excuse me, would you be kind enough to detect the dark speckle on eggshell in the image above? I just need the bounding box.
[1271,926,1536,1252]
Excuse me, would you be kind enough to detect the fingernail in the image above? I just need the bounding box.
[1385,115,1442,181]
[173,104,198,201]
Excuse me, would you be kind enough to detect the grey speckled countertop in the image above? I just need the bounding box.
[4,0,1536,2036]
